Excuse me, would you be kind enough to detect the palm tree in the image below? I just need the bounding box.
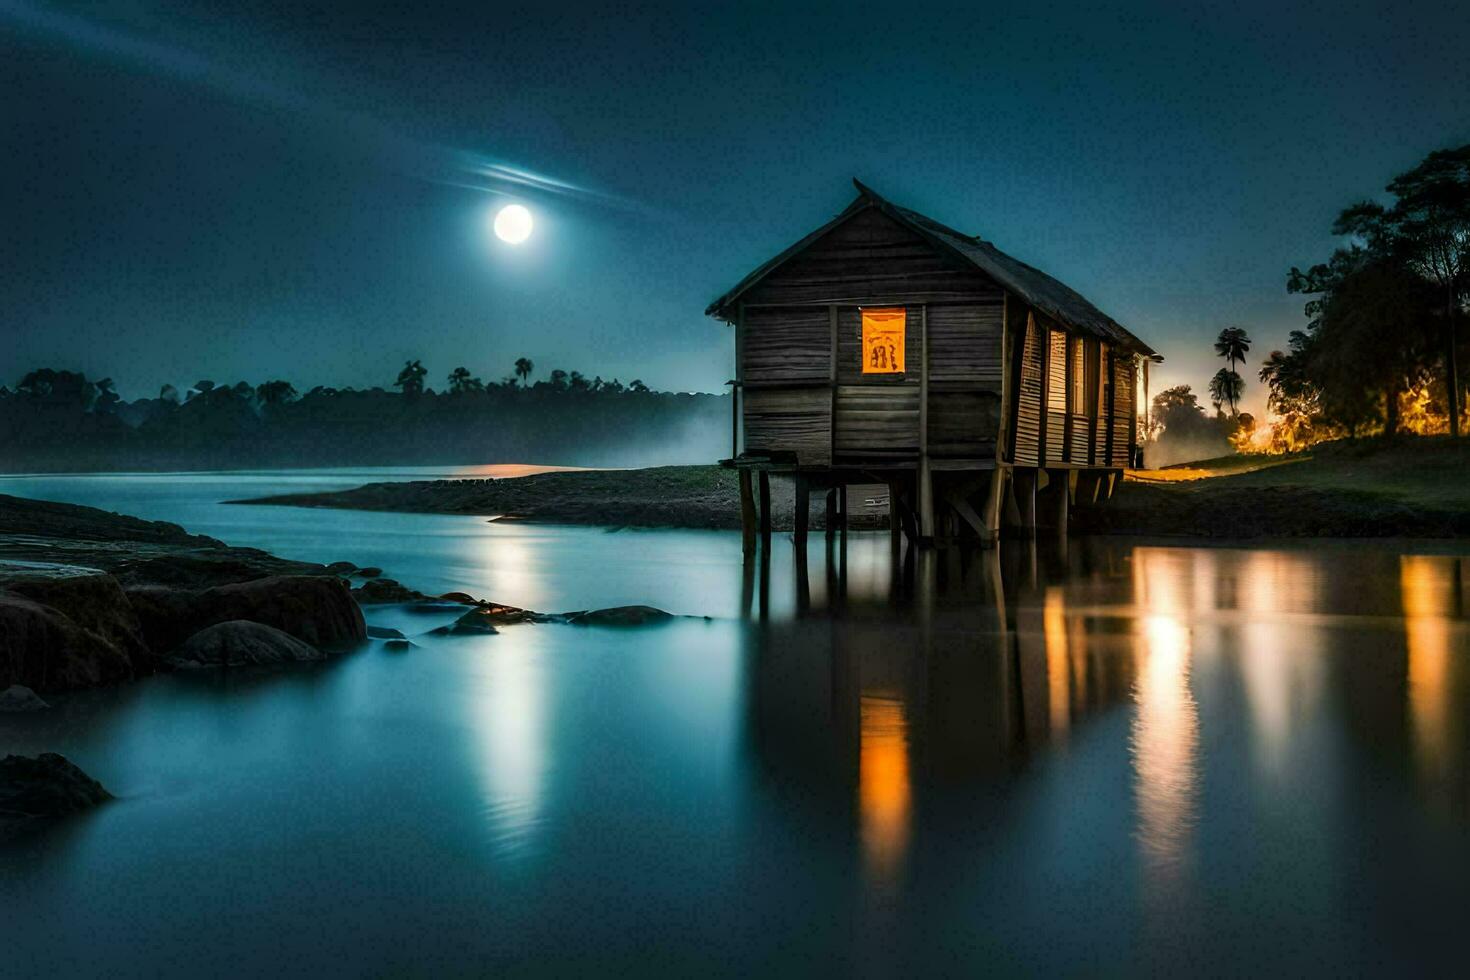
[1213,327,1251,415]
[514,358,534,386]
[394,360,427,398]
[1209,368,1244,416]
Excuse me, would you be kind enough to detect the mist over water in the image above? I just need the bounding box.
[1,471,1467,975]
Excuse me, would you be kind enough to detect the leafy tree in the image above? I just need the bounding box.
[1288,247,1440,437]
[447,367,485,395]
[514,358,534,386]
[256,380,298,407]
[1331,144,1470,435]
[547,369,569,391]
[93,377,121,415]
[568,371,590,392]
[628,379,649,393]
[394,360,427,398]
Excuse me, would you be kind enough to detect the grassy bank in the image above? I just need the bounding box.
[235,437,1470,539]
[1090,437,1470,538]
[233,466,759,529]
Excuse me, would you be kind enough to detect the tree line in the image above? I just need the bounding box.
[1147,143,1468,463]
[0,360,727,472]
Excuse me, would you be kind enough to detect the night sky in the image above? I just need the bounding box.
[4,1,1468,414]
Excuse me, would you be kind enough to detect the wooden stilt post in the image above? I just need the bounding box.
[1014,469,1037,534]
[983,467,1006,546]
[758,470,772,546]
[1052,470,1069,539]
[888,481,902,553]
[918,305,934,542]
[918,461,935,541]
[738,469,756,556]
[794,475,810,551]
[824,487,836,540]
[837,483,848,536]
[794,540,810,615]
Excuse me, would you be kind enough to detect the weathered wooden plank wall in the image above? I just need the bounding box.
[741,207,1001,307]
[741,307,830,382]
[1046,329,1068,464]
[928,390,1001,457]
[744,387,832,464]
[1111,357,1135,468]
[834,385,920,457]
[1012,314,1043,465]
[926,300,1004,385]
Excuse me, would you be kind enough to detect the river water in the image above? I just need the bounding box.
[1,469,1467,976]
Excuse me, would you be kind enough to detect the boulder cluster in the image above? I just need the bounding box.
[0,557,365,694]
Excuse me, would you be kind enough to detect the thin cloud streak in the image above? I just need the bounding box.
[0,0,645,213]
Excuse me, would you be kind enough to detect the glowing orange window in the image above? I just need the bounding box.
[861,308,906,374]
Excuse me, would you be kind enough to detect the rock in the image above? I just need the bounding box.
[125,575,365,653]
[326,561,357,574]
[167,620,325,669]
[0,561,151,672]
[459,604,542,628]
[357,566,383,578]
[429,602,554,636]
[0,591,137,693]
[0,753,112,838]
[430,621,497,636]
[406,601,472,614]
[383,638,413,651]
[438,591,480,605]
[366,625,406,639]
[352,578,433,604]
[0,685,50,711]
[111,550,327,589]
[563,605,675,627]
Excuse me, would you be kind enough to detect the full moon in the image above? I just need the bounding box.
[493,204,533,244]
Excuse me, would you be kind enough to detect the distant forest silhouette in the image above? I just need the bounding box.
[0,360,728,472]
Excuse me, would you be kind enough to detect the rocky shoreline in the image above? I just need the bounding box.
[1,492,368,695]
[0,491,687,841]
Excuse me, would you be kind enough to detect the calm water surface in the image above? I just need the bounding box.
[1,469,1467,976]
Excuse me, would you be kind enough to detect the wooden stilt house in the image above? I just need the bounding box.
[708,179,1158,549]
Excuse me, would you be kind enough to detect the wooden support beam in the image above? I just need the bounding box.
[945,488,988,542]
[738,469,756,556]
[824,488,836,540]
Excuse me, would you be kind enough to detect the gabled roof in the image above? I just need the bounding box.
[707,179,1156,357]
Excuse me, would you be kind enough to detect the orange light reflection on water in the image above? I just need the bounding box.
[859,692,911,881]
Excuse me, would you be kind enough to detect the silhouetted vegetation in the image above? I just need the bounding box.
[0,361,727,472]
[1271,143,1469,448]
[1145,384,1245,466]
